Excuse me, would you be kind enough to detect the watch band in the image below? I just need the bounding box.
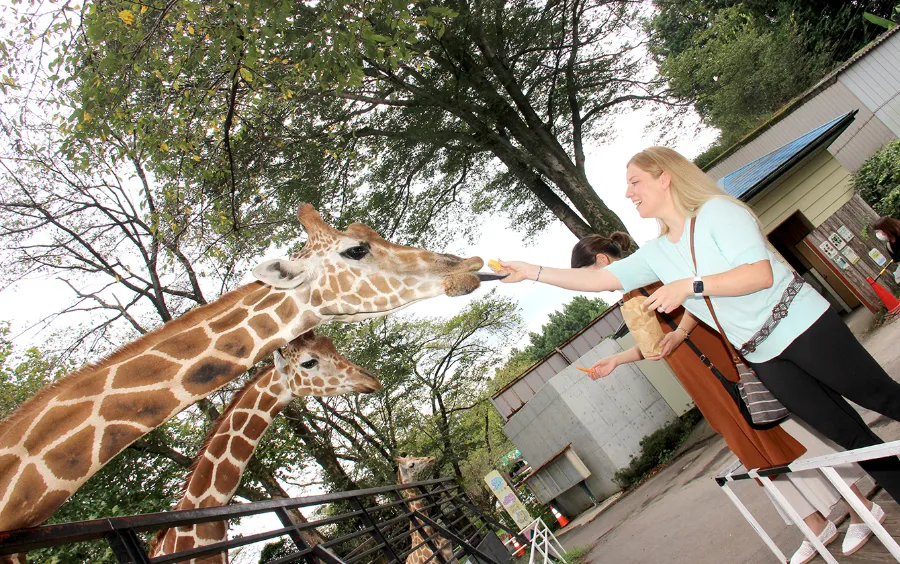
[693,275,704,297]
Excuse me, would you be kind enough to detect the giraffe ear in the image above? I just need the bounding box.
[252,259,311,289]
[273,350,290,374]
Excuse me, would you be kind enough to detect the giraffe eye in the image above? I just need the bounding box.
[340,243,370,261]
[300,359,318,369]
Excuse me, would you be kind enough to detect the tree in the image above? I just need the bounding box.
[852,140,900,219]
[0,91,331,556]
[648,1,894,163]
[303,291,523,486]
[522,295,609,360]
[8,0,690,245]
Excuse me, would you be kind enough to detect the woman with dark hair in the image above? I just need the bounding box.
[873,216,900,264]
[572,233,878,562]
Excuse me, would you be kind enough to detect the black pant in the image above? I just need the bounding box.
[751,308,900,501]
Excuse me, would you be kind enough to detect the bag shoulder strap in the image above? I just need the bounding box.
[689,216,743,367]
[636,287,733,383]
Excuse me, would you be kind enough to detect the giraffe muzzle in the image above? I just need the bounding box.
[354,378,383,393]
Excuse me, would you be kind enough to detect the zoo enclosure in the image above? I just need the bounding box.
[0,476,517,564]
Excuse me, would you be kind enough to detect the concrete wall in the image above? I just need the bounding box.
[504,339,678,515]
[616,333,695,417]
[491,306,624,420]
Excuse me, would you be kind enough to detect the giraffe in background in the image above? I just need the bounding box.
[397,456,456,564]
[150,331,380,563]
[0,204,484,535]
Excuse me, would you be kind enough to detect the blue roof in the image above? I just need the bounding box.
[718,112,855,200]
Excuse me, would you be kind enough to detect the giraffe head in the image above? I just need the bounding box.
[252,205,484,321]
[396,455,437,484]
[274,331,381,395]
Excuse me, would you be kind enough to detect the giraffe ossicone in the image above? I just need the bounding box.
[151,330,379,563]
[0,203,483,534]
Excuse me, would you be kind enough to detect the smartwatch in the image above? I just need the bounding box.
[693,276,704,297]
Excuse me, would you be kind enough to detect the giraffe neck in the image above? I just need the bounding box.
[151,366,291,559]
[402,485,452,564]
[0,282,322,532]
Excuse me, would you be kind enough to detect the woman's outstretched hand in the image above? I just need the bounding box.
[643,278,692,314]
[587,357,618,379]
[495,260,537,283]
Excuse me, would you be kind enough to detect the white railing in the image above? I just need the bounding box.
[503,518,567,564]
[716,439,900,563]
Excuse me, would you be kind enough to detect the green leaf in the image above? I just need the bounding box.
[864,12,896,29]
[239,67,253,82]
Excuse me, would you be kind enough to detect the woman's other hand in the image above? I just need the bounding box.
[644,278,692,314]
[497,260,537,283]
[588,357,618,379]
[647,331,686,360]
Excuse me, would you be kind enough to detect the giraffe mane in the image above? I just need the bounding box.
[151,365,277,551]
[0,282,266,440]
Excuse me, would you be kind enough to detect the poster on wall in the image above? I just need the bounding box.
[841,246,861,264]
[484,470,533,530]
[837,225,855,242]
[833,254,851,270]
[869,248,888,267]
[819,240,840,260]
[828,232,847,250]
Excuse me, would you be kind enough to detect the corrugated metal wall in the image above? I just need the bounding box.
[490,305,624,420]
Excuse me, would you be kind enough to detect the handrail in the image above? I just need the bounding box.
[0,476,515,564]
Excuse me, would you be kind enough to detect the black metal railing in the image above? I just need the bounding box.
[0,477,520,564]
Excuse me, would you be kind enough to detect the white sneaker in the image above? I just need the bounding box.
[789,520,838,564]
[842,502,885,555]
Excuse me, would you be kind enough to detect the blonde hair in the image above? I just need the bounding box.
[627,146,760,236]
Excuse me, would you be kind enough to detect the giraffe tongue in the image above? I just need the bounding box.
[476,272,509,281]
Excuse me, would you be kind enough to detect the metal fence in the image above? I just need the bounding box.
[0,477,517,564]
[715,440,900,564]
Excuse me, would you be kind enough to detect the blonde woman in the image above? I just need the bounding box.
[497,146,900,532]
[573,233,878,561]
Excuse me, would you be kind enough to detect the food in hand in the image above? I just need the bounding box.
[576,366,592,373]
[487,259,503,272]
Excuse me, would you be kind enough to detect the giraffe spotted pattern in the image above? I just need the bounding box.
[397,456,457,564]
[150,331,380,563]
[0,204,483,537]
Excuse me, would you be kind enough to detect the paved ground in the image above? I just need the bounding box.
[557,314,900,564]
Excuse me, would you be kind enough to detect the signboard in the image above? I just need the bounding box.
[819,240,840,261]
[837,225,854,242]
[833,254,850,270]
[841,246,861,265]
[484,470,533,530]
[828,232,847,250]
[869,248,888,267]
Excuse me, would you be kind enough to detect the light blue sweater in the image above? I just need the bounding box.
[606,197,829,363]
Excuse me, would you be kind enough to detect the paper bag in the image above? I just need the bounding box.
[621,296,664,357]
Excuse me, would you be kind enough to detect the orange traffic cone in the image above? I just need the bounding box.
[550,505,569,528]
[511,537,526,557]
[867,277,900,314]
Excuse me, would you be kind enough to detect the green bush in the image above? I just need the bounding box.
[612,408,702,489]
[852,140,900,219]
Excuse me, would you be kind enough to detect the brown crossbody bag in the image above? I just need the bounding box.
[689,217,790,428]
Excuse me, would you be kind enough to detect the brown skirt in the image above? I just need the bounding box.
[625,286,806,468]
